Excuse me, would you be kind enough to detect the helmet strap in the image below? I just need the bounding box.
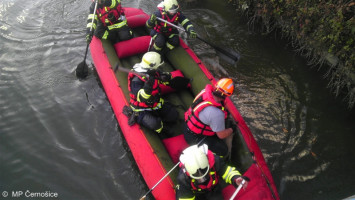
[212,90,225,99]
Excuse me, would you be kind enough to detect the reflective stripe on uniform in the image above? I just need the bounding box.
[137,89,151,100]
[166,42,175,50]
[86,23,97,30]
[222,166,241,184]
[179,197,195,200]
[186,24,193,32]
[87,13,98,21]
[102,30,109,39]
[107,20,127,30]
[155,121,164,133]
[109,0,119,8]
[130,100,164,112]
[181,18,190,26]
[169,34,177,38]
[211,171,217,185]
[153,43,163,51]
[87,14,98,29]
[192,101,213,112]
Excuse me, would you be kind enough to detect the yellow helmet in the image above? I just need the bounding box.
[164,0,179,14]
[139,52,164,70]
[179,144,210,179]
[215,78,234,97]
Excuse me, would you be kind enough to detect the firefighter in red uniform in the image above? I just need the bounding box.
[124,52,178,138]
[86,0,133,44]
[184,78,237,158]
[146,0,197,54]
[176,144,249,200]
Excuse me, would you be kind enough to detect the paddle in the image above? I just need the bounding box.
[139,161,179,200]
[75,0,98,79]
[156,17,241,65]
[224,133,234,162]
[139,137,207,200]
[229,179,246,200]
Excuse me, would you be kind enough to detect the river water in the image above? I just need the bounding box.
[0,0,354,200]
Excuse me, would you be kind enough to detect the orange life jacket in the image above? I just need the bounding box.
[185,84,227,136]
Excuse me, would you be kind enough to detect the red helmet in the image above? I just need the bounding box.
[215,78,234,97]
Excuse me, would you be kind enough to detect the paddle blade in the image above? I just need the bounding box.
[76,61,89,78]
[216,48,241,66]
[196,36,240,65]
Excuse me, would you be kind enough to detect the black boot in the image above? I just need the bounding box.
[122,105,137,126]
[159,126,174,139]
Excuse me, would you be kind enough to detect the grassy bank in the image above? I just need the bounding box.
[229,0,355,108]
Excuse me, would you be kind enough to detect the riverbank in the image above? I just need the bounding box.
[228,0,355,108]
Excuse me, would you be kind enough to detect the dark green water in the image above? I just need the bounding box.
[0,0,354,200]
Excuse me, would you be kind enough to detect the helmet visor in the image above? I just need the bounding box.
[213,90,227,99]
[167,4,179,14]
[191,167,209,180]
[215,87,232,97]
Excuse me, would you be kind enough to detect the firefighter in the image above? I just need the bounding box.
[123,51,178,138]
[176,144,249,200]
[184,78,237,157]
[86,0,133,44]
[146,0,197,54]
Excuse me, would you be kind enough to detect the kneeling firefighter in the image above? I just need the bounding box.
[176,144,249,200]
[86,0,133,44]
[123,51,186,138]
[146,0,197,54]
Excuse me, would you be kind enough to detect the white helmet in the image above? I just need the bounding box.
[164,0,179,14]
[139,52,163,70]
[179,144,210,179]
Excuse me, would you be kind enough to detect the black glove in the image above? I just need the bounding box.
[146,14,156,29]
[122,105,137,126]
[226,119,237,133]
[122,105,133,117]
[168,76,191,91]
[143,71,156,94]
[160,72,172,82]
[86,34,92,44]
[147,69,157,77]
